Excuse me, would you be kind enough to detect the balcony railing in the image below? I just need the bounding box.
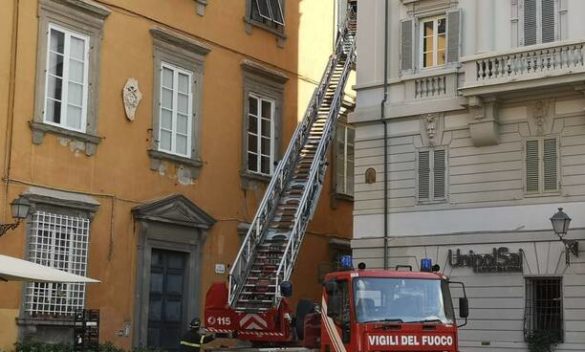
[460,40,585,96]
[415,75,447,98]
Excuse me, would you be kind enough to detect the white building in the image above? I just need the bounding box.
[351,0,585,351]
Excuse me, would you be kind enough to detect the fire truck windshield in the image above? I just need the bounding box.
[353,277,455,324]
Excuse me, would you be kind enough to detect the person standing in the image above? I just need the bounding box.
[180,318,216,352]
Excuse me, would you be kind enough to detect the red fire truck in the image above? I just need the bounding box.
[204,261,469,352]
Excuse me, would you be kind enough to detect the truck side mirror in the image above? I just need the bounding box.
[327,295,341,318]
[459,297,469,318]
[324,280,337,295]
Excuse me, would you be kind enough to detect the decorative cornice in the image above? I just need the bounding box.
[150,27,211,56]
[241,59,288,84]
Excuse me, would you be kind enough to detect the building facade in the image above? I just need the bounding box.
[352,0,584,351]
[0,0,354,349]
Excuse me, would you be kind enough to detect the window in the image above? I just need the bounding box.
[149,27,210,178]
[32,0,110,155]
[335,119,354,197]
[247,94,275,175]
[524,277,563,343]
[418,149,446,202]
[420,17,446,68]
[158,63,193,158]
[521,0,558,46]
[44,24,89,132]
[525,138,559,193]
[250,0,285,27]
[401,9,461,72]
[24,211,90,316]
[240,60,286,184]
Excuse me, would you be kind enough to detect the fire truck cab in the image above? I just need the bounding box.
[319,262,469,352]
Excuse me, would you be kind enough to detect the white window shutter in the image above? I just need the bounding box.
[526,140,539,192]
[433,149,446,199]
[401,19,414,71]
[543,138,558,191]
[541,0,555,43]
[446,9,461,64]
[524,0,537,45]
[418,151,430,199]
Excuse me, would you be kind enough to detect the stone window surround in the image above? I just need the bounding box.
[240,59,287,188]
[243,0,287,47]
[131,195,215,348]
[149,27,210,180]
[32,0,110,157]
[15,187,99,338]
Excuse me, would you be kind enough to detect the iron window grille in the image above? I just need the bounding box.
[524,277,563,343]
[24,211,90,316]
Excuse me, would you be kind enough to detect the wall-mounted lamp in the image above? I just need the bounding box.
[550,207,579,265]
[0,198,31,237]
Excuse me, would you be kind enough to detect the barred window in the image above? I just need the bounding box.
[24,211,90,316]
[524,277,563,343]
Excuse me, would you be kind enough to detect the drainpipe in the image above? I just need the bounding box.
[381,0,389,270]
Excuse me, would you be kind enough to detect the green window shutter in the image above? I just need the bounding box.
[433,150,446,199]
[543,138,558,191]
[541,0,555,43]
[524,0,537,45]
[526,140,540,192]
[401,19,414,71]
[418,151,430,199]
[446,9,461,64]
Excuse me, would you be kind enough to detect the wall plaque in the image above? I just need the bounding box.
[448,247,523,273]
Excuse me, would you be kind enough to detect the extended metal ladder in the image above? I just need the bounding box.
[228,8,356,312]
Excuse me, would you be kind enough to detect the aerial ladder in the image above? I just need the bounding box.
[205,5,356,342]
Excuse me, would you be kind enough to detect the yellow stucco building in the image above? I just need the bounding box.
[0,0,354,349]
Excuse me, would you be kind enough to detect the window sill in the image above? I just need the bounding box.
[334,193,354,202]
[243,17,287,47]
[29,121,102,156]
[523,191,562,198]
[240,171,271,189]
[17,316,74,327]
[148,149,203,179]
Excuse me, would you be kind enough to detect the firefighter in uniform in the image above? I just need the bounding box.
[180,318,216,352]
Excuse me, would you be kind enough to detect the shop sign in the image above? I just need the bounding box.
[448,247,523,273]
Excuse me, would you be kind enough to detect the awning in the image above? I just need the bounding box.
[0,255,100,283]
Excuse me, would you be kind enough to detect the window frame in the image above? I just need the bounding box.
[149,27,210,179]
[245,0,287,40]
[524,276,564,343]
[417,147,447,203]
[240,60,287,186]
[418,15,447,69]
[518,0,561,46]
[246,93,276,176]
[43,23,90,133]
[158,62,194,159]
[334,117,355,198]
[524,137,560,195]
[32,0,110,156]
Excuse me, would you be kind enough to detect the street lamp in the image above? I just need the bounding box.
[550,207,579,265]
[0,198,31,237]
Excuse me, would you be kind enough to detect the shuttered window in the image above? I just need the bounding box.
[521,0,558,46]
[525,138,559,193]
[418,149,446,201]
[335,120,355,197]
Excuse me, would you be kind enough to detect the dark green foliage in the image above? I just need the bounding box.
[526,330,561,352]
[13,342,166,352]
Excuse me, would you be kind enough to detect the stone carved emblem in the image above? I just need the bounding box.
[123,78,142,121]
[425,113,438,145]
[533,100,548,136]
